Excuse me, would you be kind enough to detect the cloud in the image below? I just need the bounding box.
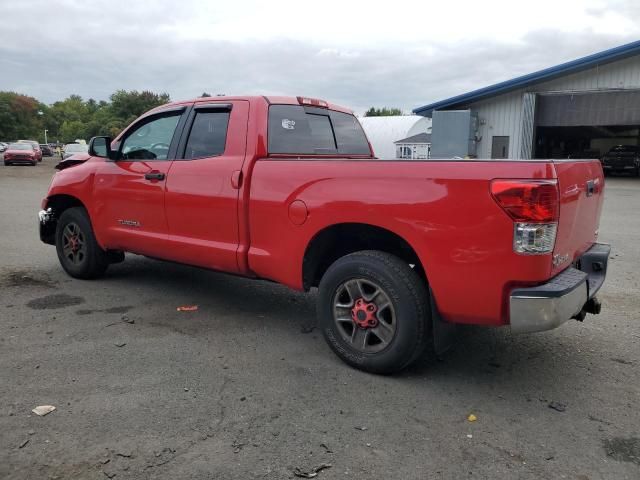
[0,1,638,114]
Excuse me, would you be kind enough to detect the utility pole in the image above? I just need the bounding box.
[44,129,48,144]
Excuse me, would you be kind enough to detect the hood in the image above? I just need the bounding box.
[55,152,91,171]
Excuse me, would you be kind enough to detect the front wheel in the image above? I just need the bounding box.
[55,207,109,279]
[317,250,430,374]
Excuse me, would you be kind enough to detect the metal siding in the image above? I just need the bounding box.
[520,93,536,159]
[472,91,523,159]
[535,55,640,92]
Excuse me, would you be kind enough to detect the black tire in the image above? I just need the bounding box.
[318,250,430,374]
[55,207,109,279]
[4,162,9,166]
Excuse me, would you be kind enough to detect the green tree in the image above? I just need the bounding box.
[0,92,44,140]
[364,107,404,117]
[109,90,171,123]
[59,120,87,143]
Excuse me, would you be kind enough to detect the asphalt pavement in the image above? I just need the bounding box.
[0,155,638,479]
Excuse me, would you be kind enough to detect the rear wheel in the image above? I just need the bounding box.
[55,207,109,279]
[318,250,430,374]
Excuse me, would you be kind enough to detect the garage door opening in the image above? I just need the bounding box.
[532,90,640,160]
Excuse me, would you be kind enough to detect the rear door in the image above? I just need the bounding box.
[92,106,189,257]
[552,159,605,275]
[162,100,249,273]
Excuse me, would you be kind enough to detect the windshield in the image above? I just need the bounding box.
[65,144,87,153]
[9,143,33,150]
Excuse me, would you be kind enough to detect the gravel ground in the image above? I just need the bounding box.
[0,156,638,480]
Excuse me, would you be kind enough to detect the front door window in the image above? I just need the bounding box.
[120,115,181,160]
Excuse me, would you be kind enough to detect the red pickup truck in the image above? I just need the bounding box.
[39,95,610,373]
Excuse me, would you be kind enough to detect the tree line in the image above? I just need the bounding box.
[0,90,405,144]
[0,90,171,144]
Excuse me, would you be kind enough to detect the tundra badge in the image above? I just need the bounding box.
[118,219,140,227]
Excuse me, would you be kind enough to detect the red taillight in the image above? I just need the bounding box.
[297,96,329,108]
[491,180,559,223]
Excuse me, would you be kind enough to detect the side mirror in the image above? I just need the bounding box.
[88,136,114,159]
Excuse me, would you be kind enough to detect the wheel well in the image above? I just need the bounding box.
[47,194,84,211]
[302,223,426,290]
[41,195,85,244]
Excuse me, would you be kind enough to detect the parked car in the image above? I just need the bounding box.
[38,95,610,374]
[4,143,37,166]
[0,142,8,152]
[40,144,53,156]
[601,145,640,176]
[17,140,43,162]
[62,143,89,159]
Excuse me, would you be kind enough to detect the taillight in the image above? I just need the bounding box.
[297,96,329,108]
[491,179,559,255]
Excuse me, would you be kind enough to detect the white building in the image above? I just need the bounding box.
[413,40,640,160]
[394,132,431,159]
[358,115,431,159]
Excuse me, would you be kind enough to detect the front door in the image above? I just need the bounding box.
[162,100,249,273]
[92,107,188,257]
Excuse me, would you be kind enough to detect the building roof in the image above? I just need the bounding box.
[394,132,431,144]
[413,39,640,116]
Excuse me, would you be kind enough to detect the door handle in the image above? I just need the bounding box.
[145,171,165,181]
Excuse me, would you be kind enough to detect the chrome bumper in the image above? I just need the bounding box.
[510,243,610,334]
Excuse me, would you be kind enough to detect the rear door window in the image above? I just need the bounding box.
[268,105,370,156]
[183,110,230,159]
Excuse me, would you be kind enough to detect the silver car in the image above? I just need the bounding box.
[63,143,89,159]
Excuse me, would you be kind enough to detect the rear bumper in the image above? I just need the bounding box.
[509,243,610,334]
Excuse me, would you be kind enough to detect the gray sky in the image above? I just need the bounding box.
[1,0,639,114]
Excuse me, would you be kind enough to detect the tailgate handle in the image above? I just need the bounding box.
[586,180,595,197]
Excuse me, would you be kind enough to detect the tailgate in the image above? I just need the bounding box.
[552,159,605,275]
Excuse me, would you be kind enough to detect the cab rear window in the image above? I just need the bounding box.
[268,105,370,156]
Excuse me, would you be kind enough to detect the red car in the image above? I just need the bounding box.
[38,95,609,373]
[18,140,43,162]
[4,143,38,166]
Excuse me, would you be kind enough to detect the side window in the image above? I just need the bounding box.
[120,114,181,160]
[183,111,230,159]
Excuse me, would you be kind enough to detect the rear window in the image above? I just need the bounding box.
[268,105,370,155]
[9,144,32,150]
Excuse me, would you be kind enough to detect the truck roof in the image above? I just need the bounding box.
[154,95,354,115]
